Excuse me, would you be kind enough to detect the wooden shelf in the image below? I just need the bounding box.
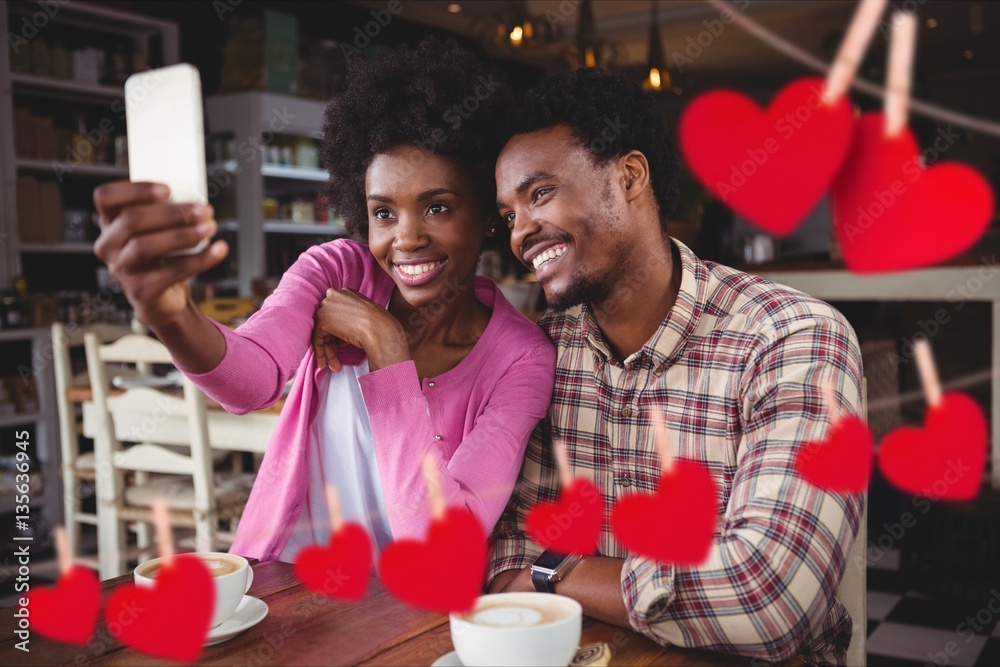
[10,73,123,101]
[0,327,48,343]
[261,163,328,182]
[262,221,345,235]
[752,264,1000,302]
[20,242,95,254]
[205,92,329,296]
[16,158,128,178]
[0,0,180,557]
[208,160,240,174]
[201,277,240,289]
[0,411,41,429]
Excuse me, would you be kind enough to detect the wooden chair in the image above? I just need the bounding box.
[51,320,145,569]
[84,332,254,579]
[836,377,868,666]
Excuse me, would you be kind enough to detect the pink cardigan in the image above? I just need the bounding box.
[181,239,555,561]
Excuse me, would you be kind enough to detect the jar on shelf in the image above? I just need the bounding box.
[262,198,279,220]
[293,137,319,169]
[0,291,29,329]
[291,199,314,222]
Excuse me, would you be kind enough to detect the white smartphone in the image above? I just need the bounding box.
[124,63,209,255]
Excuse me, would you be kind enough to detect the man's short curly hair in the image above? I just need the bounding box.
[321,38,512,245]
[503,68,680,232]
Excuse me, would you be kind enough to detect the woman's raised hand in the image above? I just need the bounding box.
[312,288,410,373]
[93,181,227,329]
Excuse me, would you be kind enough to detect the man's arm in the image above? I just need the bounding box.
[616,315,864,663]
[489,313,864,664]
[490,556,630,627]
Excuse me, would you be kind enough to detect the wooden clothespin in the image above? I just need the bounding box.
[152,498,174,566]
[552,438,575,490]
[652,412,675,475]
[823,0,887,105]
[885,11,918,138]
[822,374,842,424]
[326,484,344,534]
[422,454,446,521]
[913,338,943,408]
[55,526,72,576]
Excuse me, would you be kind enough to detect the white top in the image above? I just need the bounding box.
[278,360,394,563]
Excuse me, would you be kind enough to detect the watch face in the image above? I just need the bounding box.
[533,550,568,571]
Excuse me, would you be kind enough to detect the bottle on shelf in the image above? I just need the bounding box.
[50,42,71,79]
[0,277,30,329]
[72,116,95,164]
[109,43,130,86]
[10,39,32,73]
[114,135,129,168]
[30,39,51,77]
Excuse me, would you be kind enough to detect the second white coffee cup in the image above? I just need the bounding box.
[134,552,253,628]
[450,592,582,667]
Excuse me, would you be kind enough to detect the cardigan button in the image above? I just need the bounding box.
[435,435,442,440]
[428,381,435,388]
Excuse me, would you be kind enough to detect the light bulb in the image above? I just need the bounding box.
[649,68,662,90]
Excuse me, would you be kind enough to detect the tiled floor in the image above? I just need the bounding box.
[866,548,1000,666]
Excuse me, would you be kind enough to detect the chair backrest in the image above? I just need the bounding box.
[51,322,136,463]
[836,377,868,667]
[83,333,215,515]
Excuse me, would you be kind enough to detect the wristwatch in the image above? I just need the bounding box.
[530,549,582,593]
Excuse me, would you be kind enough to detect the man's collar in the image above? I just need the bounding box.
[579,237,708,370]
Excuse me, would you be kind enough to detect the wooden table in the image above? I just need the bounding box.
[71,386,284,454]
[0,561,782,666]
[65,386,287,415]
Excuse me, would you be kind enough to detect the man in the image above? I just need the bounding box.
[488,68,863,666]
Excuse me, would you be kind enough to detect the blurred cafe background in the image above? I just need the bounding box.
[0,2,998,664]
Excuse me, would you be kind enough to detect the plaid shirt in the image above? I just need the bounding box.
[488,239,864,666]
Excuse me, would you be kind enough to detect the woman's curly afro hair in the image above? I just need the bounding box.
[503,68,680,232]
[321,38,512,245]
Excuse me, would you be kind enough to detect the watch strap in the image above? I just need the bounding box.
[531,566,556,593]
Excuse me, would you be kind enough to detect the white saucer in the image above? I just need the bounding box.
[204,595,268,646]
[431,651,463,667]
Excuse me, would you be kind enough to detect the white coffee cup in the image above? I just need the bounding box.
[450,592,582,667]
[134,552,253,628]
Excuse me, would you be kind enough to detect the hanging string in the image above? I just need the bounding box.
[702,0,1000,140]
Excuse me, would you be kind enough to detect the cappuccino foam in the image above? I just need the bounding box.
[140,554,242,579]
[463,598,569,628]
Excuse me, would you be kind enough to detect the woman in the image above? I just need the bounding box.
[93,39,555,562]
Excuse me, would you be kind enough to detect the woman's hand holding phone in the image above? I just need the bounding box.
[93,181,228,330]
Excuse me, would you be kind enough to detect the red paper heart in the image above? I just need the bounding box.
[795,416,874,493]
[679,77,854,236]
[610,460,718,566]
[832,113,994,273]
[525,479,603,555]
[378,508,486,614]
[294,523,372,601]
[26,565,100,645]
[105,555,215,662]
[877,392,987,501]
